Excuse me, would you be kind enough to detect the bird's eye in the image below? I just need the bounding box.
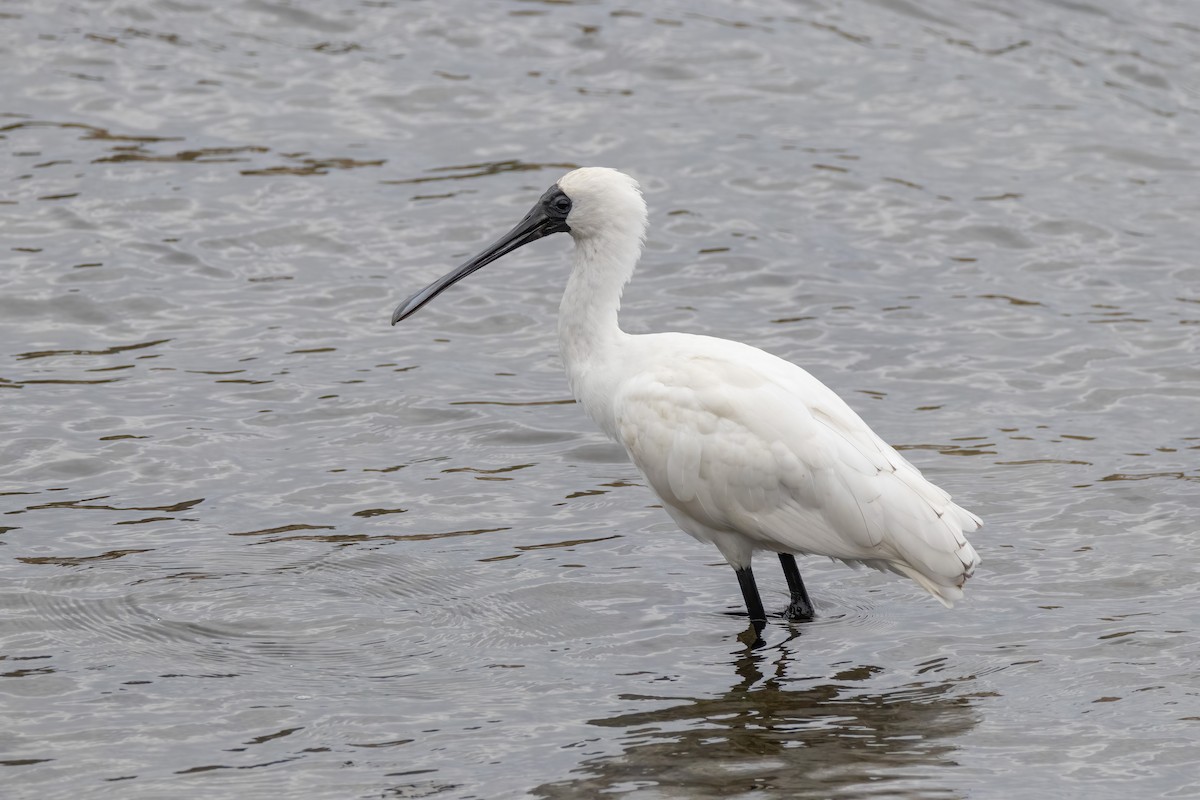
[551,194,572,215]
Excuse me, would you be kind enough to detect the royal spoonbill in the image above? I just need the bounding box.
[392,167,981,637]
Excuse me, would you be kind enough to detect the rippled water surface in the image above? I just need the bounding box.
[3,1,1199,798]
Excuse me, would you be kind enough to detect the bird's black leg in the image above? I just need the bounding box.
[734,565,767,636]
[778,553,815,621]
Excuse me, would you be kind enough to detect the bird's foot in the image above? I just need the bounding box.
[724,609,769,647]
[737,620,767,649]
[781,600,815,622]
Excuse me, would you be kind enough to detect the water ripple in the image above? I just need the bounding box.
[2,0,1198,797]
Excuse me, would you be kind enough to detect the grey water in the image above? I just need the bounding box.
[2,1,1198,798]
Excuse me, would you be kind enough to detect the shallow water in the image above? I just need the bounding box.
[2,0,1198,798]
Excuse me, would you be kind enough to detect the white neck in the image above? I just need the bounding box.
[557,232,641,435]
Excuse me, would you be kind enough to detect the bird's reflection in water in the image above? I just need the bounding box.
[534,635,979,799]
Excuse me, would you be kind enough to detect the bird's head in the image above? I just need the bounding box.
[390,167,645,325]
[555,167,646,244]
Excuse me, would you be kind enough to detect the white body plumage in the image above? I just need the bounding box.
[552,167,980,608]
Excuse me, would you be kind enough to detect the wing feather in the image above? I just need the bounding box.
[612,336,980,603]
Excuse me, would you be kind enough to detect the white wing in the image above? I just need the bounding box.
[612,334,981,606]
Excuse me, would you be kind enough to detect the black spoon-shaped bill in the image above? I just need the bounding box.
[391,185,572,325]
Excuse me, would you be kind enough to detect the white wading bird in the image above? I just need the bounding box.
[392,167,981,637]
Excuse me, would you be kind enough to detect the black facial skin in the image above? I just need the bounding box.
[391,185,573,325]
